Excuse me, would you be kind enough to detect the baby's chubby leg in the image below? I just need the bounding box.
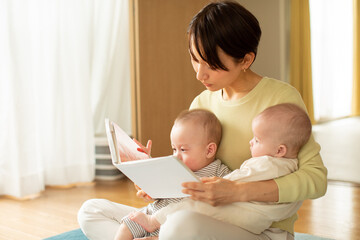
[129,211,161,233]
[114,223,133,240]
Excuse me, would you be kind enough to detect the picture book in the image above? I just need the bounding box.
[105,119,200,198]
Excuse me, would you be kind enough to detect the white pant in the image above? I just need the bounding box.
[78,199,294,240]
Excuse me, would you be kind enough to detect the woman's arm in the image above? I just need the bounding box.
[183,136,327,205]
[275,136,328,202]
[182,177,279,206]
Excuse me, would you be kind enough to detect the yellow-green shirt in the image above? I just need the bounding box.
[189,77,328,234]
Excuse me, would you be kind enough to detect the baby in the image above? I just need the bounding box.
[130,103,312,235]
[114,109,231,240]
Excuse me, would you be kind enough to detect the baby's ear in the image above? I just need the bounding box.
[206,142,217,158]
[275,144,287,158]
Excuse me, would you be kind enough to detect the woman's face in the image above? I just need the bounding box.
[190,42,244,91]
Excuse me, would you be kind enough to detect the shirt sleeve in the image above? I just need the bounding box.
[189,94,201,109]
[273,88,328,202]
[275,135,328,202]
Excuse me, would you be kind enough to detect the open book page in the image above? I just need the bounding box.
[105,119,148,163]
[114,155,200,198]
[112,123,149,162]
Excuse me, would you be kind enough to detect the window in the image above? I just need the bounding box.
[310,0,353,122]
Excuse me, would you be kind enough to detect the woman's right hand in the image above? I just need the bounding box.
[134,184,153,201]
[133,139,152,157]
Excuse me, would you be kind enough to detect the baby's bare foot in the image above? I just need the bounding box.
[129,212,160,233]
[134,237,158,240]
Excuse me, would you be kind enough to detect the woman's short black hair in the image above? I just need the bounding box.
[188,1,262,71]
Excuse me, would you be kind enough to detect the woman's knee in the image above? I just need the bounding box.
[159,210,207,240]
[77,199,92,225]
[77,199,104,227]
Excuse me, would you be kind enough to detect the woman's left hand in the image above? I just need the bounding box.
[182,177,245,206]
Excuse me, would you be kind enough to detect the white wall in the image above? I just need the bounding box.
[236,0,290,82]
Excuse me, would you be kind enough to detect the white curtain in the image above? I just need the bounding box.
[0,0,131,198]
[92,1,132,136]
[309,0,353,121]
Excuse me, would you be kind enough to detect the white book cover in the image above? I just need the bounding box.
[105,119,200,198]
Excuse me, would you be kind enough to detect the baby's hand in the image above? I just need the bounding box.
[134,184,153,201]
[133,139,152,157]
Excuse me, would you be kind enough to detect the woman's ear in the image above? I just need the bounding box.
[275,144,287,158]
[206,142,217,158]
[242,52,256,69]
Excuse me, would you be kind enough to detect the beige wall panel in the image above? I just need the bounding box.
[132,0,210,156]
[236,0,290,82]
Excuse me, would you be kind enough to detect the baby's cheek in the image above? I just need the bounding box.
[183,159,196,171]
[182,159,192,168]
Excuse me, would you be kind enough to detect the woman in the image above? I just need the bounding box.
[78,1,327,239]
[155,1,327,239]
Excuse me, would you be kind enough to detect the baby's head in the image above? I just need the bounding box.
[171,109,222,171]
[250,103,312,159]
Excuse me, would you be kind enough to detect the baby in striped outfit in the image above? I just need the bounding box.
[114,109,231,240]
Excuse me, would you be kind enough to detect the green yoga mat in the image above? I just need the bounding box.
[43,229,334,240]
[43,229,88,240]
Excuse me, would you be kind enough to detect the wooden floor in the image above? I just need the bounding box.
[0,178,359,240]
